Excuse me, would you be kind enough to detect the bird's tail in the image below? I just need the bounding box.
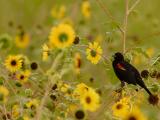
[143,85,152,96]
[138,78,153,96]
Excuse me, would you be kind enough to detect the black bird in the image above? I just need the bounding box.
[112,52,152,96]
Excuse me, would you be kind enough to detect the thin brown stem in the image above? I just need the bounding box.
[95,0,114,21]
[123,0,129,53]
[35,52,63,120]
[95,0,124,34]
[128,0,141,14]
[35,80,51,120]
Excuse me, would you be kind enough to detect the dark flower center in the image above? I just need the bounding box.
[31,105,36,109]
[52,84,57,90]
[75,110,85,119]
[11,60,17,66]
[30,62,38,70]
[86,96,91,104]
[59,33,68,42]
[20,75,24,80]
[128,116,137,120]
[116,103,123,110]
[77,59,81,68]
[50,94,57,101]
[90,50,97,57]
[74,36,80,44]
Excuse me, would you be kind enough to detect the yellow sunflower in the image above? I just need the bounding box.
[112,97,130,118]
[42,44,50,61]
[73,83,89,98]
[123,106,147,120]
[80,87,100,112]
[25,99,39,109]
[81,1,91,19]
[60,83,70,93]
[16,70,31,84]
[12,104,20,118]
[22,115,30,120]
[15,31,30,48]
[49,23,75,48]
[0,86,9,103]
[86,42,102,64]
[74,53,81,74]
[4,55,22,72]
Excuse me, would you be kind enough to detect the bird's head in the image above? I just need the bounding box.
[113,52,124,61]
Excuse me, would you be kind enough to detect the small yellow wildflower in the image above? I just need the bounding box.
[15,31,30,48]
[42,44,49,61]
[16,70,31,84]
[123,106,147,120]
[51,5,66,19]
[0,86,9,103]
[49,23,75,48]
[86,42,102,64]
[22,115,30,120]
[146,48,154,58]
[74,53,81,74]
[60,83,70,93]
[112,97,130,118]
[12,104,20,118]
[81,1,91,19]
[74,83,89,98]
[4,55,22,72]
[25,99,39,109]
[80,87,100,112]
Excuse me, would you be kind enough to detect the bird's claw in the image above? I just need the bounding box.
[115,87,123,93]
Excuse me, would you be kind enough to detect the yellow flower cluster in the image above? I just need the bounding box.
[112,97,147,120]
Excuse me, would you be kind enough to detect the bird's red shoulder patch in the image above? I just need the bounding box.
[116,63,126,71]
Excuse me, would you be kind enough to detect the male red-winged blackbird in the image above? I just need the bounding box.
[112,52,152,96]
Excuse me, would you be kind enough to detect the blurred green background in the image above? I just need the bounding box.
[0,0,160,119]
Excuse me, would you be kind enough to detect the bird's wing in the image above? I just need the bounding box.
[118,61,139,85]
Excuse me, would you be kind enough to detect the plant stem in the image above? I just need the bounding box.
[128,0,141,14]
[35,52,63,120]
[123,0,129,53]
[95,0,124,34]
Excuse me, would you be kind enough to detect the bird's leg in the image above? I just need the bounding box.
[115,81,125,93]
[121,81,125,88]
